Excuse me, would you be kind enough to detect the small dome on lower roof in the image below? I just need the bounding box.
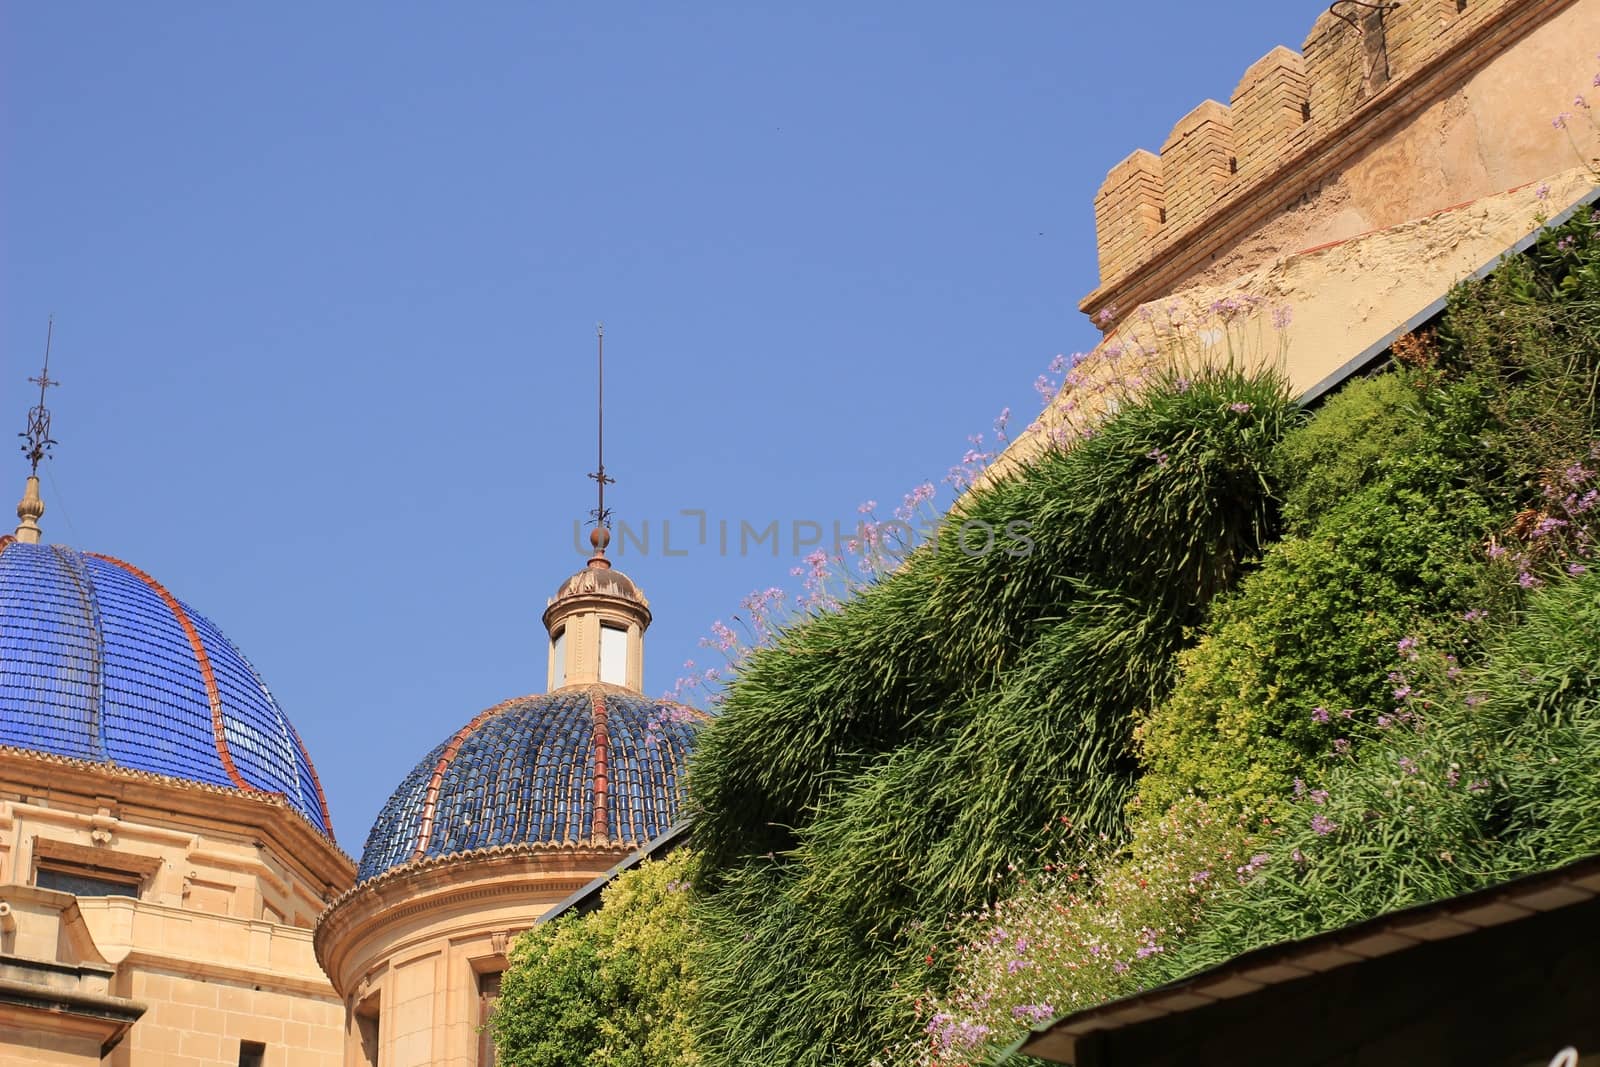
[356,686,704,883]
[0,537,333,836]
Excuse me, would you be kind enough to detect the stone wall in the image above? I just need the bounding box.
[1086,0,1600,325]
[115,965,343,1067]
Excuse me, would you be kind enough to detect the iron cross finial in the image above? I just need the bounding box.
[20,317,60,476]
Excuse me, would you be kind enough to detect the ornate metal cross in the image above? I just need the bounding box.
[20,317,59,475]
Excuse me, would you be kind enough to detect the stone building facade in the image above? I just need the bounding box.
[3,2,1596,1064]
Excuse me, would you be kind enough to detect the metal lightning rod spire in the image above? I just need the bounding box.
[587,323,614,529]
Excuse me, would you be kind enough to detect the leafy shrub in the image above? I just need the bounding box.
[492,850,700,1067]
[1132,444,1505,816]
[1272,372,1425,533]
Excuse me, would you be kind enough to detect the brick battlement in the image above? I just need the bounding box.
[1085,0,1584,326]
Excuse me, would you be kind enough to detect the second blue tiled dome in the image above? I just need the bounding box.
[357,688,702,883]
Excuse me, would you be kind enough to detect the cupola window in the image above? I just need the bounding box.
[600,624,628,686]
[551,627,567,689]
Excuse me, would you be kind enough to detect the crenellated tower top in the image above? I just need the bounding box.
[1084,0,1578,327]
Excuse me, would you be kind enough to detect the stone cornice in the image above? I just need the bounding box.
[0,746,355,898]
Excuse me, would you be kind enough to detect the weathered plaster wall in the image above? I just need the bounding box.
[1086,0,1600,325]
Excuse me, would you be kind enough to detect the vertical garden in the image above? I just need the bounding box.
[493,205,1600,1067]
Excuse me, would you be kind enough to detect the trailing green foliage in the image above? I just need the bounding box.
[690,364,1296,1063]
[492,850,700,1067]
[1159,563,1600,978]
[1432,204,1600,501]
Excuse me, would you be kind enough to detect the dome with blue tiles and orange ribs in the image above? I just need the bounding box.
[0,479,334,838]
[354,526,704,884]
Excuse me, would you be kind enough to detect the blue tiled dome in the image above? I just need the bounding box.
[357,688,702,883]
[0,538,333,836]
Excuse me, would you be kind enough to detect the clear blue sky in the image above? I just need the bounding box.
[4,3,1319,850]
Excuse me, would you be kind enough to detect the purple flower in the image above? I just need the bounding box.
[1578,94,1591,109]
[1465,693,1487,707]
[1229,401,1253,414]
[1242,852,1271,875]
[1147,448,1171,467]
[1531,515,1567,539]
[1518,571,1540,589]
[1397,635,1418,654]
[1311,706,1330,724]
[1333,737,1351,755]
[1377,714,1393,729]
[1569,563,1588,576]
[1398,756,1419,776]
[1191,868,1212,884]
[1468,778,1490,793]
[1113,961,1129,974]
[1463,608,1487,623]
[1553,114,1571,130]
[1393,685,1413,701]
[1291,848,1307,865]
[1293,777,1306,797]
[1310,788,1330,806]
[1311,814,1338,836]
[1271,305,1294,330]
